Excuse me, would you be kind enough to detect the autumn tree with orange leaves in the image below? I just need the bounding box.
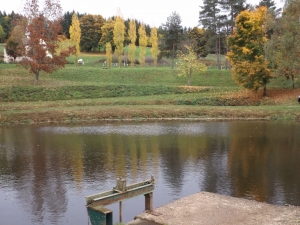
[227,6,272,96]
[20,0,75,84]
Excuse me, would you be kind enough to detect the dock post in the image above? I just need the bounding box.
[144,192,153,212]
[119,201,122,223]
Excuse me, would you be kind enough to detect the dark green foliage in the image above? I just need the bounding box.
[61,11,85,39]
[0,10,24,41]
[176,95,259,106]
[188,27,208,57]
[0,85,207,102]
[159,12,183,69]
[258,0,276,9]
[199,0,223,69]
[265,0,300,89]
[80,14,104,52]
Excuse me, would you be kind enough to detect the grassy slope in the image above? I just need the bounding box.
[0,43,4,53]
[0,55,300,125]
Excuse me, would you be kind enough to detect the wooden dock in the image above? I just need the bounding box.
[127,192,300,225]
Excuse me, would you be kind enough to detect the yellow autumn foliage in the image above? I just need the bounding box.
[113,16,125,68]
[177,45,207,86]
[105,42,112,68]
[69,13,81,66]
[128,19,136,67]
[227,6,272,95]
[150,27,159,67]
[138,23,147,67]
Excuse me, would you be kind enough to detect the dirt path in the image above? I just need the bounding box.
[128,192,300,225]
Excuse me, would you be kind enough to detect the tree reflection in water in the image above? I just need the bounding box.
[0,121,300,224]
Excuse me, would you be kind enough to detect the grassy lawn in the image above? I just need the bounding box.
[0,43,4,62]
[0,54,300,125]
[0,43,4,53]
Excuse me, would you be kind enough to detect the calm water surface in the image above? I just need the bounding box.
[0,121,300,224]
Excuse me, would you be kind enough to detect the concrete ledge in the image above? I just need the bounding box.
[127,218,161,225]
[130,192,300,225]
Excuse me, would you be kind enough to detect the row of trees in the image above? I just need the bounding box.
[65,11,161,68]
[59,11,153,53]
[3,0,162,82]
[103,16,159,68]
[5,0,298,97]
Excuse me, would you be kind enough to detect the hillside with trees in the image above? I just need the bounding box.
[1,0,300,126]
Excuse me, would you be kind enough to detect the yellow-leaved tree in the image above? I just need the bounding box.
[138,23,147,66]
[150,27,159,67]
[128,19,136,67]
[113,16,125,68]
[57,35,71,55]
[177,45,207,86]
[227,6,272,96]
[69,13,81,66]
[106,42,112,68]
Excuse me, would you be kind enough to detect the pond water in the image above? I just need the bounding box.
[0,121,300,224]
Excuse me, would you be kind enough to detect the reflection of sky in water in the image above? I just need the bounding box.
[39,122,229,136]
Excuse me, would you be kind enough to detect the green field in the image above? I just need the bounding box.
[0,53,300,126]
[0,43,4,53]
[0,43,4,61]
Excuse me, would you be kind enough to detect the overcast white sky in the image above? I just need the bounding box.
[3,0,284,27]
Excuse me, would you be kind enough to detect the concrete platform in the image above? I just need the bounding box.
[127,192,300,225]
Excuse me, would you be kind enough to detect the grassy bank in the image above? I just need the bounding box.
[0,61,300,126]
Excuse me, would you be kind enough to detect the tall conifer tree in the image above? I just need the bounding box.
[199,0,222,69]
[160,12,183,69]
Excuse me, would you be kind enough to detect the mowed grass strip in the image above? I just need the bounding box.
[1,105,300,126]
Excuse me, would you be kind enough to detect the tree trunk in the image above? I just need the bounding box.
[172,42,175,69]
[225,31,229,70]
[215,38,218,69]
[292,75,295,89]
[218,33,221,70]
[216,34,220,70]
[74,55,78,67]
[35,70,39,84]
[263,82,267,97]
